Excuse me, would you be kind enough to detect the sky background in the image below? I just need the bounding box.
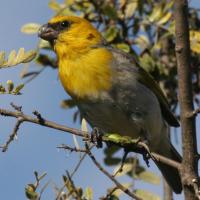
[0,1,200,200]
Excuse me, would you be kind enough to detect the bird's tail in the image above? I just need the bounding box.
[155,141,182,194]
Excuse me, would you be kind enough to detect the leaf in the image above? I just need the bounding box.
[15,48,25,63]
[104,157,121,166]
[7,80,14,93]
[125,1,138,18]
[136,170,160,185]
[0,84,6,93]
[21,23,41,34]
[112,183,132,197]
[190,30,200,54]
[104,27,118,42]
[84,187,93,200]
[0,51,6,65]
[22,50,37,63]
[149,6,163,23]
[7,50,17,66]
[13,84,24,95]
[116,43,130,53]
[0,49,37,68]
[135,35,150,49]
[103,5,118,19]
[104,145,120,157]
[38,39,52,49]
[25,184,38,200]
[113,163,133,177]
[81,118,88,132]
[48,0,62,12]
[157,12,172,25]
[135,189,160,200]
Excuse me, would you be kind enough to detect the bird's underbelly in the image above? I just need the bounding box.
[78,102,145,139]
[78,93,165,151]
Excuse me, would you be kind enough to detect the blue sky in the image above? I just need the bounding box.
[0,1,200,200]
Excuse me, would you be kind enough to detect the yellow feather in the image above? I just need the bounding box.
[58,48,113,98]
[50,16,113,98]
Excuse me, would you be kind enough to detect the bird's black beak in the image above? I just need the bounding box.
[38,24,58,41]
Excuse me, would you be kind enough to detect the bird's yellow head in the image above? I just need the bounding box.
[38,16,113,99]
[38,16,102,58]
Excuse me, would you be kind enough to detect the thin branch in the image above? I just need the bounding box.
[0,107,182,170]
[85,143,142,200]
[55,145,94,200]
[0,108,90,138]
[0,118,23,152]
[57,144,88,153]
[151,152,181,170]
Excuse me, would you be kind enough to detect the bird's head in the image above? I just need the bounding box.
[38,16,102,57]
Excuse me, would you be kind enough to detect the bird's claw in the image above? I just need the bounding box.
[90,127,103,148]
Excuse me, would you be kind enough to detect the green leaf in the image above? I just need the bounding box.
[25,184,38,200]
[104,27,118,42]
[135,189,160,200]
[149,6,163,23]
[6,80,14,93]
[84,187,93,200]
[103,5,118,19]
[137,170,160,185]
[157,12,172,25]
[116,43,130,53]
[0,51,6,65]
[104,145,120,157]
[7,50,17,66]
[104,157,121,166]
[13,84,24,95]
[112,183,132,197]
[113,163,133,177]
[190,30,200,54]
[125,1,138,18]
[0,84,6,93]
[0,49,37,68]
[15,48,25,63]
[135,35,150,50]
[81,118,88,132]
[38,39,52,49]
[21,23,41,34]
[48,0,62,12]
[22,50,37,63]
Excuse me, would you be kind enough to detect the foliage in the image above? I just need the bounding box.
[0,48,37,69]
[1,0,200,199]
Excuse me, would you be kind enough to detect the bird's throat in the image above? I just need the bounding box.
[58,47,113,99]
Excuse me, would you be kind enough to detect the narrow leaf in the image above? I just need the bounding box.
[21,23,41,34]
[135,189,160,200]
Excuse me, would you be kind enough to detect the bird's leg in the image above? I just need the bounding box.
[113,149,129,177]
[137,130,152,167]
[90,127,103,148]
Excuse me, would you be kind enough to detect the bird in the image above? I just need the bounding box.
[38,15,182,193]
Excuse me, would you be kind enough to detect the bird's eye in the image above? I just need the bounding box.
[60,21,70,29]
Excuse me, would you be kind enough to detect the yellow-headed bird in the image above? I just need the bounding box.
[38,16,182,193]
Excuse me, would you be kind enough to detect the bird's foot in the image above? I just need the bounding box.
[135,137,152,167]
[90,127,103,148]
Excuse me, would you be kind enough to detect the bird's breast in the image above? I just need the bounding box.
[58,48,113,99]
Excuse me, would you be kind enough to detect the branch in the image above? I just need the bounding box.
[0,107,90,139]
[0,107,181,170]
[175,0,199,199]
[85,143,143,200]
[0,106,184,199]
